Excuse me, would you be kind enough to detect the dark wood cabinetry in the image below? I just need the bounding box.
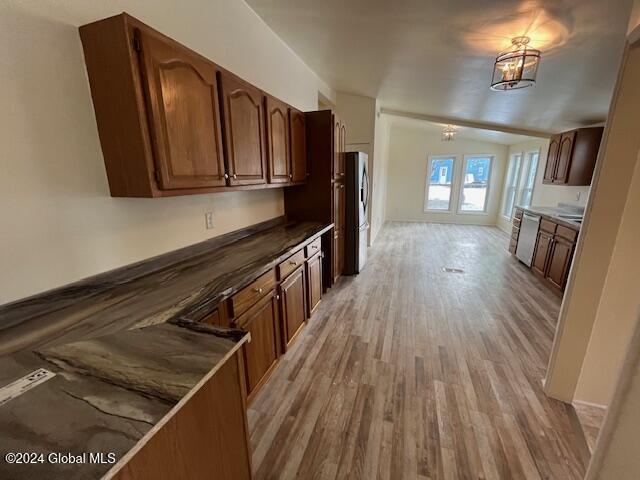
[80,13,306,197]
[306,252,323,317]
[289,108,307,183]
[113,352,252,480]
[542,127,603,186]
[284,110,347,288]
[137,28,227,190]
[265,96,291,184]
[279,265,307,350]
[233,291,281,402]
[219,72,267,186]
[511,210,578,295]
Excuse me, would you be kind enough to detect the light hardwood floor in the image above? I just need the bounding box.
[248,222,590,480]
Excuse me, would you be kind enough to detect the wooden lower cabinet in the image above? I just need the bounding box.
[113,352,252,480]
[234,291,281,402]
[306,252,323,317]
[333,230,344,282]
[280,265,307,350]
[546,236,575,291]
[531,230,553,278]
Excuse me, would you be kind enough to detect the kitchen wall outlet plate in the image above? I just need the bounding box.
[205,212,214,230]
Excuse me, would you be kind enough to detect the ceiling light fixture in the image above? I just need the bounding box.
[490,36,541,91]
[442,125,457,141]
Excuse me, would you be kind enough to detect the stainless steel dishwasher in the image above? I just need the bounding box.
[516,213,541,267]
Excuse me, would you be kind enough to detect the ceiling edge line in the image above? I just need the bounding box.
[379,108,552,139]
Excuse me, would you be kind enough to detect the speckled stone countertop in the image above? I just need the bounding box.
[516,205,583,230]
[0,219,332,479]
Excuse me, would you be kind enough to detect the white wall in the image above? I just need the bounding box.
[370,111,390,244]
[385,123,508,225]
[0,0,333,305]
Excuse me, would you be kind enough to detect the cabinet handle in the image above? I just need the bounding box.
[311,245,318,249]
[253,287,263,294]
[289,260,297,266]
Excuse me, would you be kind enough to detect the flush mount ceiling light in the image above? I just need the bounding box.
[490,36,541,91]
[441,125,457,141]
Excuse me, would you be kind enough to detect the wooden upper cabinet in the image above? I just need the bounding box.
[544,134,561,183]
[290,108,307,183]
[543,127,602,186]
[219,71,267,186]
[137,29,227,190]
[265,96,291,184]
[554,131,576,184]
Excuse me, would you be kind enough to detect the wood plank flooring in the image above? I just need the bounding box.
[248,222,590,480]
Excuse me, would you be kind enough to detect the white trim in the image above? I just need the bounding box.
[501,152,524,220]
[518,148,541,208]
[424,155,457,213]
[457,154,494,214]
[572,399,608,410]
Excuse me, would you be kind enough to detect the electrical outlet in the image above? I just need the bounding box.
[205,212,214,229]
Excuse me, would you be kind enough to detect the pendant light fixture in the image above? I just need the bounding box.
[490,36,541,91]
[441,124,457,142]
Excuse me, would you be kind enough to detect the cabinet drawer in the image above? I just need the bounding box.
[278,249,306,280]
[305,237,322,258]
[513,217,522,228]
[556,225,578,242]
[514,208,524,219]
[509,238,518,254]
[231,269,277,318]
[511,228,520,242]
[540,218,557,234]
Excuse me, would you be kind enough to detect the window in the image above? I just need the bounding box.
[502,153,523,218]
[424,156,455,211]
[519,151,539,207]
[459,155,493,212]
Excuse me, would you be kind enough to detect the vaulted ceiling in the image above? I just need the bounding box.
[246,0,632,134]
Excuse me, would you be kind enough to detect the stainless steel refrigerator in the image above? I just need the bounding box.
[344,151,369,274]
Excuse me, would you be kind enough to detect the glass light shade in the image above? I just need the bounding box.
[491,37,541,91]
[441,125,457,141]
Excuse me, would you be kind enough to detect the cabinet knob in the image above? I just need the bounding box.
[340,184,345,189]
[224,173,229,179]
[289,174,293,179]
[276,294,280,300]
[233,174,238,179]
[253,287,263,294]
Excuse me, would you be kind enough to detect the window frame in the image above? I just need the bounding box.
[518,149,540,208]
[423,154,457,213]
[457,154,494,215]
[501,152,524,220]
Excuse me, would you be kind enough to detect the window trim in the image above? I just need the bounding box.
[423,154,457,213]
[518,148,540,208]
[457,154,494,215]
[501,152,524,220]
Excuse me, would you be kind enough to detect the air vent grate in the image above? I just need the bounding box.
[442,267,464,274]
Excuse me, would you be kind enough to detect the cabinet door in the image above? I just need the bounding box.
[138,30,226,190]
[531,230,553,277]
[219,71,267,186]
[546,237,574,290]
[235,291,280,399]
[333,116,341,179]
[543,134,561,184]
[290,108,307,183]
[554,131,576,184]
[306,252,323,317]
[280,265,307,350]
[112,353,251,480]
[339,122,347,178]
[265,96,290,184]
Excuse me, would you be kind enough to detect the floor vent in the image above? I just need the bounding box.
[442,267,465,273]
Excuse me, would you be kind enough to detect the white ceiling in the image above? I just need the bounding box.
[386,115,537,145]
[246,0,632,134]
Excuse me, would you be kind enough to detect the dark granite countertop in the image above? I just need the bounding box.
[516,205,583,230]
[0,219,332,479]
